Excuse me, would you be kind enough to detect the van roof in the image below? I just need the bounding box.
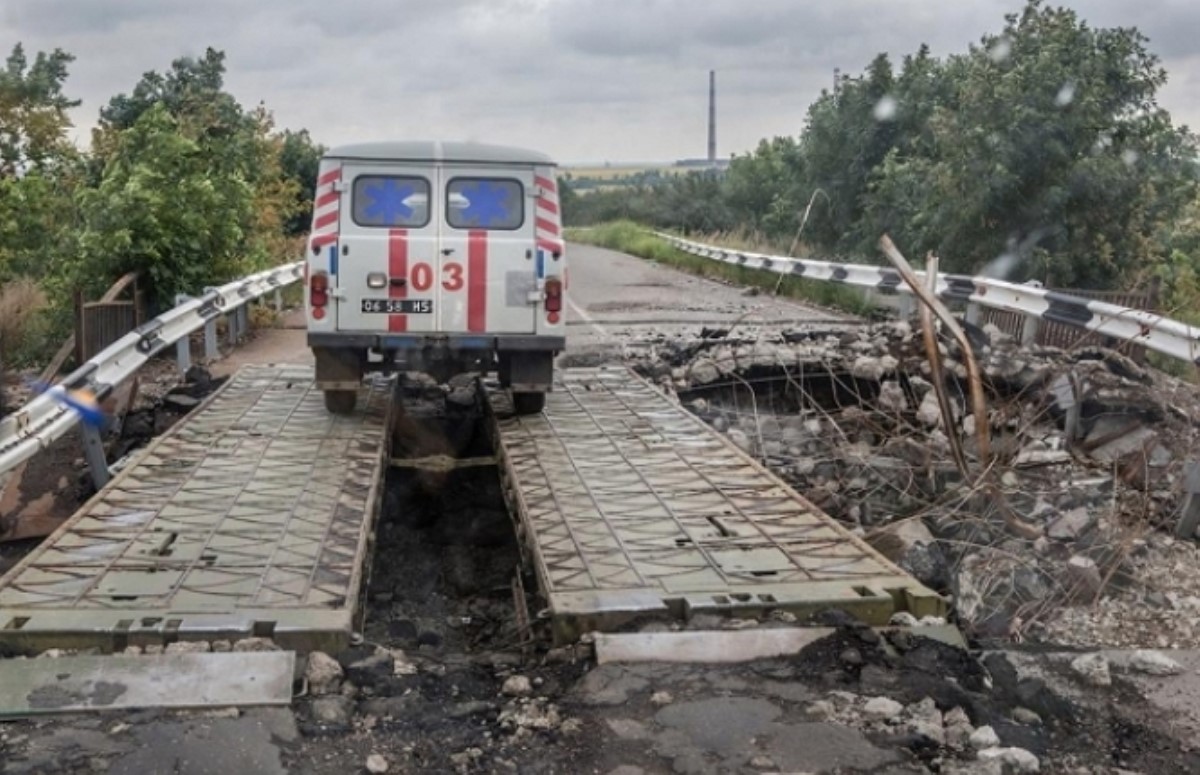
[325,141,556,167]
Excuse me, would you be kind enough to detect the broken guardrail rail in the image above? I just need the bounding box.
[655,232,1200,367]
[0,261,304,479]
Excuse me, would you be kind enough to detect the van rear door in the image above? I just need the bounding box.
[438,167,537,334]
[336,164,439,334]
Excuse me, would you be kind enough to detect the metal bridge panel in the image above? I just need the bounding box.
[489,367,944,641]
[0,365,391,653]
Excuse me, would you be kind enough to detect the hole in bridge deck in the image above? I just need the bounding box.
[4,617,30,630]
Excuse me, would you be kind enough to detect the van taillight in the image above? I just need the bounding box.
[544,278,563,314]
[310,272,329,317]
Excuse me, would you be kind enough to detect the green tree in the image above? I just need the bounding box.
[864,1,1197,286]
[75,104,254,305]
[278,128,325,236]
[0,43,79,176]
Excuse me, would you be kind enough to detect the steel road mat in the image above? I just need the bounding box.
[0,365,392,653]
[488,367,945,641]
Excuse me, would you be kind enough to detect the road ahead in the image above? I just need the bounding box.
[563,242,845,351]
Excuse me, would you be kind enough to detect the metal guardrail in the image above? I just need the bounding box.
[0,261,304,477]
[656,233,1200,366]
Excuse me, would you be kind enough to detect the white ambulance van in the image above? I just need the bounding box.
[304,141,566,415]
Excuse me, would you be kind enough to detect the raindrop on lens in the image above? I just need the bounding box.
[873,96,898,121]
[1055,83,1076,107]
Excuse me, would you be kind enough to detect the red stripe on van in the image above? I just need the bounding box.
[388,229,408,333]
[312,232,339,250]
[316,190,340,209]
[468,230,488,333]
[537,237,563,254]
[314,210,339,230]
[536,198,559,215]
[536,217,559,236]
[534,175,556,193]
[318,168,341,186]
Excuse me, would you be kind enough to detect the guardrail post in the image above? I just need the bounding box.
[80,422,111,490]
[227,308,240,347]
[204,318,218,359]
[1176,462,1200,540]
[273,289,283,312]
[238,304,250,337]
[1020,313,1041,347]
[174,294,191,375]
[965,302,982,326]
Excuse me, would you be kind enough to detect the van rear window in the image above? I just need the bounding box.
[446,178,523,230]
[352,176,431,228]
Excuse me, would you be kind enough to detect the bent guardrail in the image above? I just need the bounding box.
[656,232,1200,367]
[0,261,303,477]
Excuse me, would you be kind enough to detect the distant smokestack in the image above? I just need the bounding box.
[707,70,716,163]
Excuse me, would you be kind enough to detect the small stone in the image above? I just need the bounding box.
[910,719,945,745]
[863,696,904,722]
[310,696,353,725]
[1065,555,1103,599]
[650,691,673,706]
[232,637,278,652]
[916,392,942,427]
[366,753,389,774]
[560,718,583,734]
[109,723,130,735]
[1047,507,1096,541]
[1128,650,1184,676]
[969,726,1001,750]
[502,675,533,697]
[391,649,418,676]
[211,640,232,653]
[749,755,776,769]
[978,746,1040,773]
[1070,653,1112,687]
[805,700,836,720]
[122,646,143,656]
[944,707,971,727]
[1011,707,1042,726]
[889,612,919,627]
[305,651,344,696]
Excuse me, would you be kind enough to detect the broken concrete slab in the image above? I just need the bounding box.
[593,626,965,664]
[0,652,295,717]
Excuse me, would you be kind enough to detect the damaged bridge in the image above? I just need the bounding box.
[0,360,944,654]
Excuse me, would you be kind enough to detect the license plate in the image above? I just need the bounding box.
[360,298,432,314]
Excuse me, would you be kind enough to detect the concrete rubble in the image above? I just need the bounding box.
[633,320,1200,648]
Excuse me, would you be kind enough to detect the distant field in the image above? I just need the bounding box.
[562,165,690,181]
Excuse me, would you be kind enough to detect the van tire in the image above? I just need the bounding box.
[324,389,358,415]
[512,391,545,415]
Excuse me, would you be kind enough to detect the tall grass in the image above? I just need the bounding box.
[567,221,880,317]
[0,278,51,368]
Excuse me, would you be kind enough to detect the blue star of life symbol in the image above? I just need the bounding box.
[363,179,416,224]
[459,181,513,227]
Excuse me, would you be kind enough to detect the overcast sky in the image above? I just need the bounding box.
[4,0,1199,164]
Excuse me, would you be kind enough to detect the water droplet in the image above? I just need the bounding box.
[1055,83,1076,107]
[1121,149,1140,167]
[988,38,1012,63]
[873,95,898,122]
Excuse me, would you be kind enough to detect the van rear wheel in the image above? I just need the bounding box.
[324,389,357,415]
[512,391,545,416]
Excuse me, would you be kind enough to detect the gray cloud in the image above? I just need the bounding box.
[1,0,1198,162]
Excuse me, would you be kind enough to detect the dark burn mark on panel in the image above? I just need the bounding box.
[943,276,976,302]
[1042,292,1095,328]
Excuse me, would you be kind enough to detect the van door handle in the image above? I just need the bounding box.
[390,278,407,287]
[441,248,455,256]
